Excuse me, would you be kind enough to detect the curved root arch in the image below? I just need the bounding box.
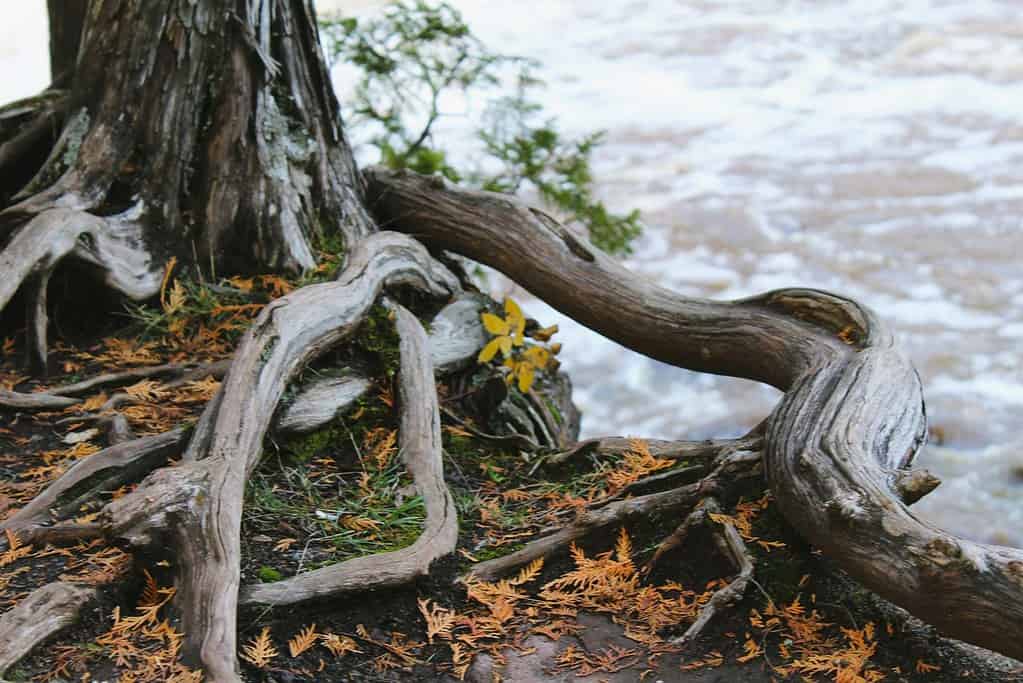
[240,299,458,606]
[0,208,160,374]
[65,232,460,682]
[364,166,1023,662]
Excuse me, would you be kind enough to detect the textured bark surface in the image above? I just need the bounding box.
[0,92,67,204]
[0,582,96,676]
[546,431,763,466]
[6,0,372,273]
[0,0,376,374]
[0,207,156,373]
[47,0,88,83]
[2,3,1021,677]
[91,233,457,682]
[2,428,189,530]
[242,300,458,606]
[275,293,489,435]
[365,166,1023,662]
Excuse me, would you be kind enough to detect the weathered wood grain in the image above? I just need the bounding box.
[366,166,1023,662]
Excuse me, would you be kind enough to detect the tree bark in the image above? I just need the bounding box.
[1,0,378,371]
[365,166,1023,663]
[47,0,88,84]
[94,232,457,681]
[0,582,96,678]
[5,0,373,293]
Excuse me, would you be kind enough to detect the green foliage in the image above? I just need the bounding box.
[281,424,345,464]
[321,0,498,183]
[476,96,642,255]
[320,1,642,255]
[257,566,283,583]
[354,304,402,377]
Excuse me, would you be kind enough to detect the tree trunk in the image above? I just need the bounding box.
[47,0,88,84]
[4,0,374,301]
[1,0,377,371]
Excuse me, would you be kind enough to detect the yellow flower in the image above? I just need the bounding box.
[478,299,526,362]
[502,345,551,393]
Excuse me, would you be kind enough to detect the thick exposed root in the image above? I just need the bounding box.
[427,293,490,373]
[274,293,488,435]
[545,430,764,467]
[17,522,105,547]
[2,428,190,530]
[0,206,161,374]
[0,90,67,191]
[0,112,61,179]
[88,232,457,682]
[0,209,104,373]
[0,389,79,410]
[0,582,96,677]
[275,371,373,435]
[241,301,457,606]
[104,412,136,445]
[23,271,49,375]
[4,155,1018,680]
[3,297,484,539]
[366,166,1023,662]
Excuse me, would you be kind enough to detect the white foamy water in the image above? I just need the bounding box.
[4,2,1021,547]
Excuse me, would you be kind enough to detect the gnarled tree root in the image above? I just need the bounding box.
[0,206,161,374]
[0,581,96,678]
[241,300,457,606]
[545,430,763,468]
[4,294,487,542]
[365,166,1023,662]
[5,162,1021,681]
[643,497,757,645]
[2,428,190,531]
[0,90,67,194]
[85,232,458,682]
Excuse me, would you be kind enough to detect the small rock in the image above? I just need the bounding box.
[62,428,99,444]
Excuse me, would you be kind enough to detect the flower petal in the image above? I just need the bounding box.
[530,324,559,342]
[517,364,535,393]
[524,346,549,367]
[512,317,526,346]
[504,298,523,322]
[481,312,510,336]
[478,338,503,363]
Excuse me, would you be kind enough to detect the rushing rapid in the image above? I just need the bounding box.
[4,1,1020,548]
[420,0,1023,549]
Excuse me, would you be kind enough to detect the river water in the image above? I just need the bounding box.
[4,1,1021,548]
